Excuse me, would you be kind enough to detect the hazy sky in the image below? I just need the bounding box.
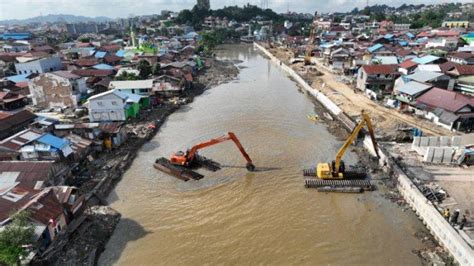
[0,0,470,20]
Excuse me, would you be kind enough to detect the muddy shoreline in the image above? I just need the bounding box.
[37,56,240,265]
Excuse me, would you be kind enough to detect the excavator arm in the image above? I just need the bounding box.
[174,132,255,170]
[333,110,379,175]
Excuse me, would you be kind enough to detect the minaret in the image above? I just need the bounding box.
[130,25,137,47]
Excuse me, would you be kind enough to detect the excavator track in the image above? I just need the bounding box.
[303,168,367,179]
[193,154,221,172]
[154,157,204,181]
[304,179,375,192]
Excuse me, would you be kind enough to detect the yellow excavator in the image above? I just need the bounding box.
[304,110,379,192]
[304,24,316,65]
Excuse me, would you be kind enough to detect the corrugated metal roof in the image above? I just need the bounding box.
[367,43,383,53]
[373,56,398,64]
[92,63,114,70]
[94,51,107,58]
[417,87,474,112]
[109,79,154,90]
[407,71,445,82]
[52,71,80,80]
[36,134,69,149]
[5,73,30,83]
[412,55,439,65]
[415,64,441,72]
[398,81,432,96]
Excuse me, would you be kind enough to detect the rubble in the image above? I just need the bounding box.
[35,206,121,266]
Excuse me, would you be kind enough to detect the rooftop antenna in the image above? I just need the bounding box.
[366,0,369,8]
[287,1,289,13]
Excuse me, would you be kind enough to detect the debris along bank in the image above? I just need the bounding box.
[36,56,240,265]
[254,42,471,265]
[100,44,433,265]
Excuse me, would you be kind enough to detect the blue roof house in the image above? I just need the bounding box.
[368,43,384,53]
[94,51,108,59]
[20,133,73,160]
[93,63,115,70]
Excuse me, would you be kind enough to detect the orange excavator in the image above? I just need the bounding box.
[154,132,255,181]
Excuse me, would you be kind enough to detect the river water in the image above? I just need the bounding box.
[99,45,427,265]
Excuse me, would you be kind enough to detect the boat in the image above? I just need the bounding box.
[307,114,319,122]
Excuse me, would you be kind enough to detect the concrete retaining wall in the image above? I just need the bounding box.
[364,136,474,266]
[254,42,474,265]
[253,42,356,130]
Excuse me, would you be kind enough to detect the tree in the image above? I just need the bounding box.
[176,9,193,24]
[0,211,34,265]
[6,62,16,74]
[115,71,139,81]
[137,60,152,79]
[78,37,90,43]
[152,63,161,76]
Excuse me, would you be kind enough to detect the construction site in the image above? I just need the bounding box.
[94,44,474,265]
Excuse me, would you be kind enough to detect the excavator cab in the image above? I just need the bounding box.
[170,151,188,166]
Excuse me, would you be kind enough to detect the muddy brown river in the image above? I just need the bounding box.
[99,45,427,265]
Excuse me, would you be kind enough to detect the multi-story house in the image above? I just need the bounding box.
[29,71,87,108]
[356,64,399,100]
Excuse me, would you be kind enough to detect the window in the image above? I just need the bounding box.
[111,101,118,106]
[97,101,104,106]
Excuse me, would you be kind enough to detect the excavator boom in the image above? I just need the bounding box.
[156,132,255,181]
[185,132,254,167]
[303,110,379,193]
[333,110,378,174]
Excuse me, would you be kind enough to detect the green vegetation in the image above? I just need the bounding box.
[353,3,467,29]
[137,60,152,79]
[152,63,161,76]
[197,29,239,54]
[115,71,139,81]
[176,4,283,30]
[138,42,157,54]
[0,211,34,265]
[78,37,90,43]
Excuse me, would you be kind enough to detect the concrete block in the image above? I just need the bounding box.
[440,136,450,147]
[451,136,461,147]
[420,137,429,147]
[423,147,435,162]
[432,147,444,164]
[442,147,453,163]
[429,136,439,147]
[412,137,421,150]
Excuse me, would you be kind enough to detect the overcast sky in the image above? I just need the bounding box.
[0,0,470,20]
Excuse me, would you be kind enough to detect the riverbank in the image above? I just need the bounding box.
[266,45,454,139]
[36,56,240,265]
[253,42,473,265]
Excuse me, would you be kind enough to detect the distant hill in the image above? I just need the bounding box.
[0,14,113,25]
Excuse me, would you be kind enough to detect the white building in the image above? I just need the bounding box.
[109,79,155,96]
[86,89,141,122]
[15,56,62,75]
